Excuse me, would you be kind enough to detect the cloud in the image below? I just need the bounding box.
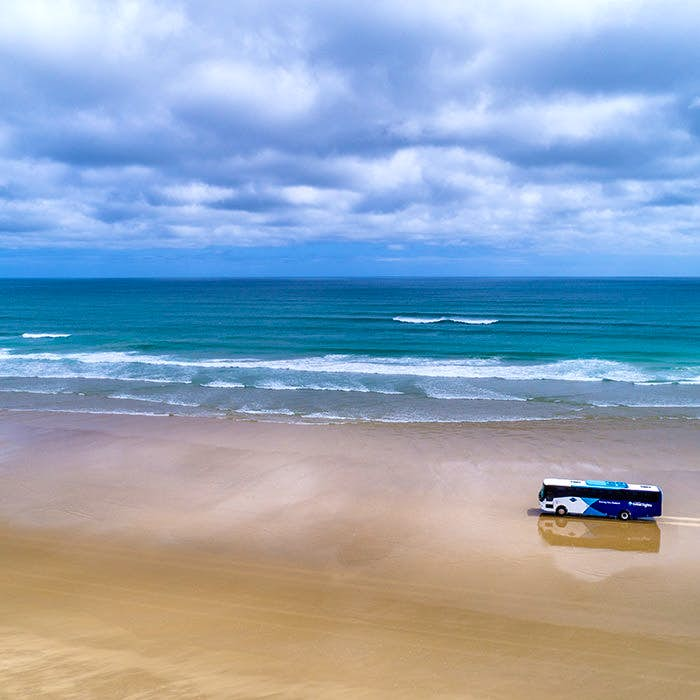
[410,93,666,146]
[0,0,698,261]
[159,182,236,205]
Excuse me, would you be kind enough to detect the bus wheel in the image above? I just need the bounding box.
[555,506,567,517]
[619,510,631,521]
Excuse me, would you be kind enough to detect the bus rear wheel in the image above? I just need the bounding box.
[619,510,631,521]
[555,506,568,517]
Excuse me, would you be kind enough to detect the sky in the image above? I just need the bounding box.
[0,0,699,276]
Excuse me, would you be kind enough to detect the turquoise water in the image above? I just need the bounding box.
[1,278,699,422]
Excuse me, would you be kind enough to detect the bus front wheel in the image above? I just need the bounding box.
[555,506,568,517]
[619,510,631,521]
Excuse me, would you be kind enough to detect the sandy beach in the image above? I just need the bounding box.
[0,411,699,698]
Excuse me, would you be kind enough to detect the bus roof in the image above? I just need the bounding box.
[542,478,660,492]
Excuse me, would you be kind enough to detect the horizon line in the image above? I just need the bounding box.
[1,275,699,281]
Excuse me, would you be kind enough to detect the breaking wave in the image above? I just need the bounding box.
[393,316,498,325]
[0,349,680,383]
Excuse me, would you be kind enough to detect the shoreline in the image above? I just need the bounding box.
[4,404,700,424]
[0,410,699,697]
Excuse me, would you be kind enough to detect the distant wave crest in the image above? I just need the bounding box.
[22,333,71,339]
[393,316,498,325]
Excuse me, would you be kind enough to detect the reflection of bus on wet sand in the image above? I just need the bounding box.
[538,479,662,520]
[538,516,660,553]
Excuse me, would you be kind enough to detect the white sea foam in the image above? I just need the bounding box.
[300,412,566,424]
[255,380,402,394]
[257,380,360,392]
[301,412,350,420]
[0,349,676,383]
[0,388,70,395]
[369,415,568,423]
[393,316,498,325]
[243,356,649,383]
[107,394,201,407]
[422,387,526,401]
[4,405,571,423]
[108,393,163,403]
[203,381,245,388]
[8,408,171,417]
[590,401,700,408]
[237,407,296,416]
[21,333,71,339]
[0,367,184,384]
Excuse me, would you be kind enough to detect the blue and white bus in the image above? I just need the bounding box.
[538,479,662,520]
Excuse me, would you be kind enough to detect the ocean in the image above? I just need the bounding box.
[1,278,699,423]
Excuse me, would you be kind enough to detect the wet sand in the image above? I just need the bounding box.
[0,411,699,698]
